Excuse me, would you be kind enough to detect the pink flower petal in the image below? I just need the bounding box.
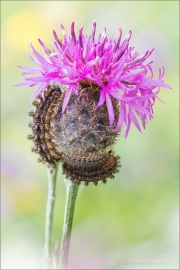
[29,82,47,106]
[97,89,106,107]
[106,93,115,126]
[130,109,142,133]
[62,86,73,113]
[113,101,125,131]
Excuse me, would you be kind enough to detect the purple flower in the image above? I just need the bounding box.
[15,21,171,137]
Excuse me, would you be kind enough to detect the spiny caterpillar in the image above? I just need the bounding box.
[28,85,63,167]
[62,152,120,186]
[28,83,121,185]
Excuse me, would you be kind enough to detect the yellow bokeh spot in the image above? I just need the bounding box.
[3,180,44,214]
[13,185,43,214]
[6,9,52,51]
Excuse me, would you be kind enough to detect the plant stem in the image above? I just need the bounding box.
[59,179,79,269]
[43,165,58,269]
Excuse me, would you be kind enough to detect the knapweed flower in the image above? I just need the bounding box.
[15,22,170,185]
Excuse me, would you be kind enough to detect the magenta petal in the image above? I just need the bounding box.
[113,101,125,131]
[110,90,135,102]
[106,93,115,126]
[17,66,40,70]
[13,81,33,87]
[78,27,84,48]
[91,21,96,43]
[141,114,147,129]
[137,90,160,101]
[29,82,47,106]
[130,109,142,132]
[38,39,52,55]
[124,113,131,138]
[71,22,76,44]
[61,24,68,39]
[114,28,122,52]
[97,89,106,107]
[53,30,62,48]
[128,102,153,116]
[62,86,73,113]
[83,59,100,75]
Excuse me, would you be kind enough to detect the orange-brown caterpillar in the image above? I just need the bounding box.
[28,85,63,167]
[62,152,120,185]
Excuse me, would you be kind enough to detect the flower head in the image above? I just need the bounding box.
[15,21,171,137]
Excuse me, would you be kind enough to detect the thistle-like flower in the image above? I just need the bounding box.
[15,22,170,185]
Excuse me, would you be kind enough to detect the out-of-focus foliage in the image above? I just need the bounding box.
[1,1,179,269]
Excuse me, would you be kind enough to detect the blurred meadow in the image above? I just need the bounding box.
[1,1,179,269]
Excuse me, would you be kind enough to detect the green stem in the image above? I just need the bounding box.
[43,165,58,269]
[59,179,79,269]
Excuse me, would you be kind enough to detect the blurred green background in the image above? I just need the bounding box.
[1,1,179,269]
